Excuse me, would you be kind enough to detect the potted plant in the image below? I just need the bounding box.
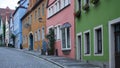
[82,4,89,11]
[46,28,55,55]
[91,0,99,4]
[74,10,81,18]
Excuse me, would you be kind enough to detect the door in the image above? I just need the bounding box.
[114,24,120,68]
[78,35,82,61]
[29,33,33,50]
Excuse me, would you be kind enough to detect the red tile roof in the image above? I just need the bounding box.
[0,7,14,23]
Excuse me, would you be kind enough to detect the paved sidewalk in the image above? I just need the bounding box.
[22,49,100,68]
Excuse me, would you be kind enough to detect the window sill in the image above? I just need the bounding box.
[62,48,71,55]
[94,53,103,56]
[84,53,91,56]
[62,48,71,51]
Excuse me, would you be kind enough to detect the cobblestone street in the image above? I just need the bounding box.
[0,47,61,68]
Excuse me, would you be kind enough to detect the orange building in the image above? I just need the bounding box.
[22,0,47,51]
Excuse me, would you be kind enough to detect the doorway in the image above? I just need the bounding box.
[109,18,120,68]
[114,24,120,68]
[29,33,33,50]
[77,33,82,61]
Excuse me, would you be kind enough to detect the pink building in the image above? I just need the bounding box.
[46,0,75,59]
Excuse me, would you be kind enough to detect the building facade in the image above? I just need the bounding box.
[46,0,75,59]
[75,0,120,68]
[22,0,47,51]
[13,0,28,48]
[0,16,3,45]
[0,7,14,46]
[9,14,14,45]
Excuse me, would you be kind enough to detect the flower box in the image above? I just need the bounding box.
[74,10,81,17]
[82,4,89,11]
[91,0,99,4]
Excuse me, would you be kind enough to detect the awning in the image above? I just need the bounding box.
[61,22,71,29]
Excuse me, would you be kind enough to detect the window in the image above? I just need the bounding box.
[38,8,40,18]
[42,4,44,16]
[38,29,40,41]
[54,27,57,40]
[94,25,103,55]
[42,27,45,40]
[30,15,32,24]
[57,25,61,40]
[58,0,61,9]
[51,6,54,15]
[47,0,70,18]
[35,32,37,41]
[54,3,57,13]
[77,0,81,11]
[61,0,64,8]
[61,27,70,50]
[84,30,90,55]
[84,0,89,5]
[35,11,37,20]
[54,25,61,40]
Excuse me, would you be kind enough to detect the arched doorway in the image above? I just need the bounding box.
[29,33,33,50]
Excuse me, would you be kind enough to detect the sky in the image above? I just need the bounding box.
[0,0,19,9]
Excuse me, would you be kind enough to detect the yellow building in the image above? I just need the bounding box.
[22,0,47,51]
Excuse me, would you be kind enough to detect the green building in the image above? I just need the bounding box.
[75,0,120,68]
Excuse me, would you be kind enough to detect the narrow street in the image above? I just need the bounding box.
[0,47,61,68]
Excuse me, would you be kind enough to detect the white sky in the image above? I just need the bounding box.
[0,0,19,9]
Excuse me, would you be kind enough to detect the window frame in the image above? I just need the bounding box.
[94,25,103,56]
[84,30,91,56]
[47,0,71,18]
[35,31,37,41]
[37,29,41,41]
[61,27,71,50]
[84,0,90,5]
[42,27,45,40]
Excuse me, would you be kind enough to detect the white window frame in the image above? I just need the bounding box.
[54,27,57,40]
[35,31,37,41]
[84,0,90,5]
[84,30,91,56]
[94,25,103,56]
[38,29,41,41]
[54,24,61,40]
[61,27,71,50]
[42,27,45,40]
[47,0,71,18]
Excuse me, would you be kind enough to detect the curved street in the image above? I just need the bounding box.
[0,47,61,68]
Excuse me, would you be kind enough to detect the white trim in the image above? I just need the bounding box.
[61,27,71,50]
[93,25,104,56]
[83,30,91,56]
[54,24,61,41]
[109,17,120,68]
[76,32,82,61]
[47,0,71,18]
